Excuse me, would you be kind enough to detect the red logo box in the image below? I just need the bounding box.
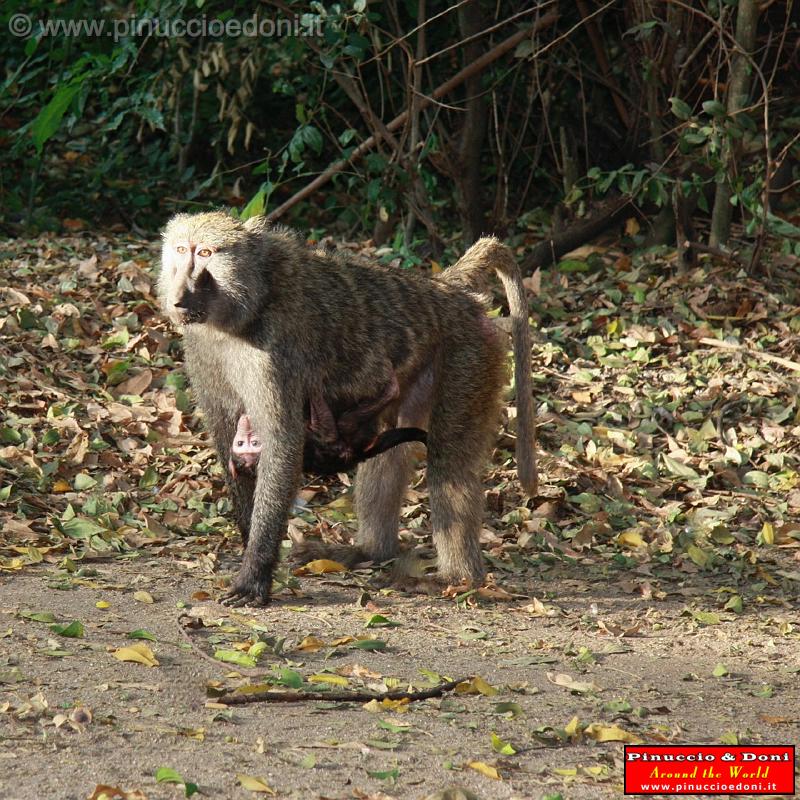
[624,745,795,795]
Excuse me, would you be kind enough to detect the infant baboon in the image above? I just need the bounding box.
[229,377,427,476]
[159,212,536,605]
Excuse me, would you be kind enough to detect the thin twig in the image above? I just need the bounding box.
[575,0,631,129]
[366,0,472,65]
[698,337,800,374]
[266,11,559,222]
[416,4,551,66]
[684,240,748,269]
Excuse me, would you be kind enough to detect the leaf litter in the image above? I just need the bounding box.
[1,232,799,798]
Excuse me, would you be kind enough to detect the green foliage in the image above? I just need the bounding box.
[30,81,82,153]
[0,0,795,256]
[0,0,508,232]
[573,14,798,257]
[0,0,330,228]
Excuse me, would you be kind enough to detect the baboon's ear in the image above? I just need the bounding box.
[242,215,267,233]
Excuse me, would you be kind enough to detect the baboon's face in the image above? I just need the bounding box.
[159,212,253,330]
[161,239,218,325]
[232,414,261,468]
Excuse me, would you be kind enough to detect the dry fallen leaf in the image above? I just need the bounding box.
[467,761,501,780]
[363,697,410,713]
[87,786,147,800]
[520,597,557,616]
[546,672,600,694]
[293,559,347,576]
[236,774,276,794]
[296,635,326,652]
[584,722,642,743]
[455,676,498,697]
[308,673,349,687]
[114,368,154,397]
[111,643,159,667]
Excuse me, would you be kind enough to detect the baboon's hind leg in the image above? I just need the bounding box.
[429,463,487,584]
[354,444,415,561]
[428,342,505,585]
[289,441,415,568]
[354,367,432,563]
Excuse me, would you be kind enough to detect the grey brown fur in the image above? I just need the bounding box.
[159,212,536,605]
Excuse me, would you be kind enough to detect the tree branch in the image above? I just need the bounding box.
[267,10,559,222]
[521,195,631,274]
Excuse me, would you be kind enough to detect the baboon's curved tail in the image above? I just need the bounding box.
[439,238,538,495]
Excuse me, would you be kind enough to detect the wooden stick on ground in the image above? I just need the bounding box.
[215,677,469,706]
[521,195,631,273]
[179,615,471,705]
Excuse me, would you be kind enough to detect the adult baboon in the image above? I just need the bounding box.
[159,212,535,605]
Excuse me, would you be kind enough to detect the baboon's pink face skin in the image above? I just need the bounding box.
[231,414,261,469]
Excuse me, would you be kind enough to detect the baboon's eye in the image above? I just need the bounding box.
[251,439,259,447]
[176,245,187,254]
[197,248,212,258]
[236,440,244,447]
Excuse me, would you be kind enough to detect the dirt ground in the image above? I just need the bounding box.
[2,546,798,800]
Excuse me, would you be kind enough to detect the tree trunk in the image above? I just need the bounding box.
[709,0,759,248]
[404,0,426,246]
[456,0,489,245]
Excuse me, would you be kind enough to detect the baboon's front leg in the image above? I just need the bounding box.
[222,375,305,607]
